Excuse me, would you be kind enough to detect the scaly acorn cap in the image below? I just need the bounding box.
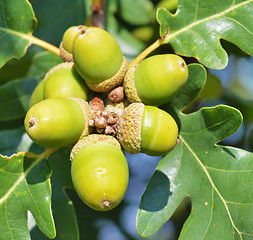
[59,42,73,62]
[70,134,122,161]
[123,65,142,103]
[116,103,144,154]
[104,98,130,117]
[70,97,94,138]
[86,56,128,92]
[117,102,179,156]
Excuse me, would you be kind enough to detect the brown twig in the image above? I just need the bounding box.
[91,0,106,28]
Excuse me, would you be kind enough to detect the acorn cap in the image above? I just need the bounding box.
[116,103,144,154]
[87,56,128,92]
[59,42,73,62]
[105,98,130,117]
[117,103,179,156]
[123,65,142,103]
[70,134,122,161]
[70,97,94,138]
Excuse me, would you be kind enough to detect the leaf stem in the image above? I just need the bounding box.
[38,148,58,160]
[29,35,60,56]
[129,38,167,68]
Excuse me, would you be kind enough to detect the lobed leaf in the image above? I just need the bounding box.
[0,152,55,240]
[157,0,253,69]
[137,63,253,239]
[30,148,79,240]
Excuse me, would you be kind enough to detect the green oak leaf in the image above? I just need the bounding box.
[157,0,253,69]
[27,51,63,78]
[0,0,37,68]
[0,151,55,240]
[0,77,40,121]
[0,127,25,156]
[0,51,63,122]
[30,147,79,240]
[137,64,253,239]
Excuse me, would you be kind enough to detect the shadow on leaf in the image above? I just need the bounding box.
[139,170,171,212]
[25,154,52,185]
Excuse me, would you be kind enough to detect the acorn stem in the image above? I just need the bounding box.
[129,38,167,68]
[39,147,58,159]
[29,35,60,56]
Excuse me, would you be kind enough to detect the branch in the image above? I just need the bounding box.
[29,35,60,56]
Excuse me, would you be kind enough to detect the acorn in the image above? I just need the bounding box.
[29,80,44,107]
[117,103,178,156]
[43,62,90,100]
[24,98,93,148]
[60,25,83,62]
[72,26,128,92]
[70,134,129,211]
[124,54,188,106]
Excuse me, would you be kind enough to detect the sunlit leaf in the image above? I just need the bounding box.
[137,64,253,240]
[0,151,55,239]
[157,0,253,69]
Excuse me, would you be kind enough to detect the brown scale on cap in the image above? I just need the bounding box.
[89,96,121,135]
[90,96,105,113]
[107,86,125,103]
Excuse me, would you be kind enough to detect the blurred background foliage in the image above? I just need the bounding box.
[0,0,252,239]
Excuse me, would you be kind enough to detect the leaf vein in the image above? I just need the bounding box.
[223,15,253,36]
[180,115,236,135]
[205,166,253,173]
[0,149,54,206]
[226,201,253,206]
[166,0,253,42]
[202,187,215,239]
[179,136,242,239]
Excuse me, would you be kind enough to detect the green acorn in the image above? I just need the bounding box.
[72,26,128,92]
[71,134,129,211]
[60,25,83,62]
[124,54,188,106]
[24,98,93,148]
[43,62,90,100]
[117,103,178,156]
[29,80,45,107]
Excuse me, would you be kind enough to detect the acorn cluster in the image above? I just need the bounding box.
[24,26,188,211]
